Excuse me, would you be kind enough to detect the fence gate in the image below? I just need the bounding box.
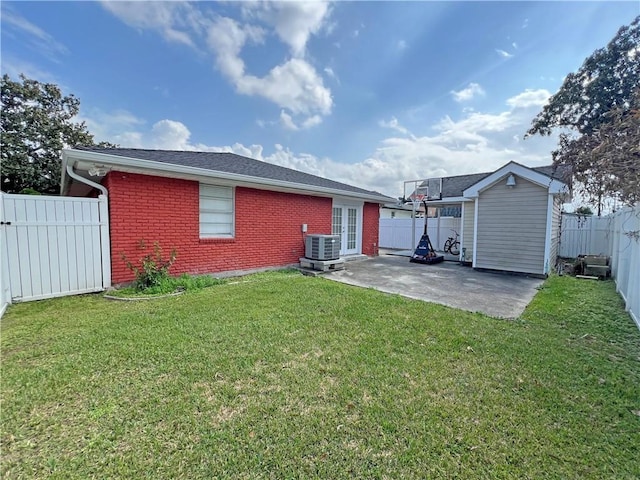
[1,193,111,303]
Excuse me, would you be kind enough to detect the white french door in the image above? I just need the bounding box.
[332,204,361,255]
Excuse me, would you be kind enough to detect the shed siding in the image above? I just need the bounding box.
[475,176,547,274]
[106,172,342,283]
[549,195,562,271]
[461,201,475,262]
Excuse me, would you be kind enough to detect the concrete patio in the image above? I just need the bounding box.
[324,253,544,318]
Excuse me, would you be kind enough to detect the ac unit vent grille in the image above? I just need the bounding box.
[305,234,340,260]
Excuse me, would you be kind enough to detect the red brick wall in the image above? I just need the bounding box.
[105,171,335,283]
[362,202,380,256]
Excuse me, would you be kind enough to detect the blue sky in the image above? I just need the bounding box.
[2,1,638,198]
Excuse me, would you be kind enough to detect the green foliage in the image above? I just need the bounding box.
[110,273,224,297]
[18,187,41,195]
[527,16,640,207]
[0,74,115,194]
[575,206,593,215]
[121,240,178,292]
[529,17,639,137]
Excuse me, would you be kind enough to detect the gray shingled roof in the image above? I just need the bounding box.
[419,164,571,198]
[75,147,392,200]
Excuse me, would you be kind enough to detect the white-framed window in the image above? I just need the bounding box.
[199,184,234,238]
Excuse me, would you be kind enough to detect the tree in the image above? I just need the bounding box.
[527,16,640,208]
[550,89,640,214]
[1,74,113,194]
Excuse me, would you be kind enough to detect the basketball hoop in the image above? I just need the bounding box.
[426,178,442,200]
[410,185,429,204]
[402,176,444,262]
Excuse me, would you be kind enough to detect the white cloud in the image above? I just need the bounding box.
[280,110,298,131]
[84,86,559,198]
[242,1,331,57]
[280,110,323,130]
[1,6,68,58]
[76,108,146,146]
[102,1,332,130]
[506,89,551,109]
[235,58,333,116]
[148,120,194,149]
[206,16,265,79]
[450,83,485,102]
[496,49,513,59]
[203,16,333,118]
[302,115,323,129]
[379,117,410,136]
[396,39,407,51]
[101,1,196,47]
[324,67,339,83]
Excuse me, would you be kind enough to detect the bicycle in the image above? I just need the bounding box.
[443,229,460,256]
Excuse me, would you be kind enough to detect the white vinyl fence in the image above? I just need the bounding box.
[0,193,111,315]
[379,217,461,251]
[559,206,639,329]
[608,204,639,329]
[559,213,612,258]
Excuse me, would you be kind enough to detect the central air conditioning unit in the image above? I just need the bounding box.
[305,234,340,261]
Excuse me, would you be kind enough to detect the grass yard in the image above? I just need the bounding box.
[1,272,639,478]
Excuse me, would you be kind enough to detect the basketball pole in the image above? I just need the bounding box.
[404,179,420,251]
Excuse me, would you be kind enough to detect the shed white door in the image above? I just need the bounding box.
[1,193,111,302]
[332,205,361,255]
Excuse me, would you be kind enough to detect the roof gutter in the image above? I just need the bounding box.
[62,149,391,204]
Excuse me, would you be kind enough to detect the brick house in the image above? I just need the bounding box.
[61,148,392,284]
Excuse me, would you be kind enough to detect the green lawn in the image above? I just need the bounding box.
[1,272,639,479]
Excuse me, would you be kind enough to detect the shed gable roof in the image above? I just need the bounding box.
[462,161,569,198]
[64,147,392,202]
[419,163,570,199]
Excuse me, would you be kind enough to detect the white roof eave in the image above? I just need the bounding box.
[61,149,392,204]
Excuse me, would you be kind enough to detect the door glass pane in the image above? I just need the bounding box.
[332,207,342,238]
[347,208,357,250]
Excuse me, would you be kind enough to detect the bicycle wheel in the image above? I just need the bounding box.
[443,239,453,254]
[450,241,460,256]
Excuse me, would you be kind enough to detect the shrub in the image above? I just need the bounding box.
[18,188,41,195]
[108,273,225,298]
[121,240,177,291]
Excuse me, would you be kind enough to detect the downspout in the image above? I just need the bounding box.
[65,164,112,288]
[65,164,108,196]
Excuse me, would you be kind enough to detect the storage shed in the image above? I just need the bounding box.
[418,162,570,276]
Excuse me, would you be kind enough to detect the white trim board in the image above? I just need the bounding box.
[472,198,478,267]
[543,193,554,275]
